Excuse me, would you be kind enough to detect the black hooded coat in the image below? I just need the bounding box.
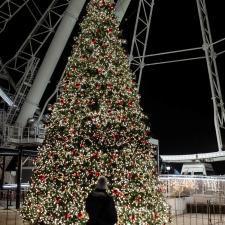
[85,189,117,225]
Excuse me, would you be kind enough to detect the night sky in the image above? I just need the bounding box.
[121,0,225,157]
[0,0,225,172]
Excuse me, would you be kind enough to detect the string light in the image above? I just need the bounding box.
[21,0,170,224]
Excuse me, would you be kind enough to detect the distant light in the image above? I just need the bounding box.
[166,166,171,171]
[27,118,35,124]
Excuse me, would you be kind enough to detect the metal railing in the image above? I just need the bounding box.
[2,125,45,146]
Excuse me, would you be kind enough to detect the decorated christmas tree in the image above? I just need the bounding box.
[21,0,170,224]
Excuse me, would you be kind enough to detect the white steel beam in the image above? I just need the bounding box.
[196,0,225,151]
[0,58,16,89]
[129,0,155,91]
[161,151,225,163]
[16,0,86,127]
[0,88,14,106]
[115,0,132,23]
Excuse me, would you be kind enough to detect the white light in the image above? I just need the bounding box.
[166,166,171,171]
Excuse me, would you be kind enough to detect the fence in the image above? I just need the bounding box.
[159,174,225,197]
[1,175,225,224]
[2,125,45,145]
[160,175,225,224]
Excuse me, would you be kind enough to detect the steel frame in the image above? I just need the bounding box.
[129,0,155,91]
[1,0,70,89]
[130,0,225,153]
[196,0,225,151]
[0,0,30,34]
[0,0,71,125]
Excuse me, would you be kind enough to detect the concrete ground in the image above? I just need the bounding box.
[0,209,29,225]
[1,210,225,225]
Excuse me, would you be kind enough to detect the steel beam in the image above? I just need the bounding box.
[115,0,132,23]
[196,0,225,151]
[16,0,86,127]
[129,0,155,91]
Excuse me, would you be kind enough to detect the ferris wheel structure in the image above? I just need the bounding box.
[0,0,224,163]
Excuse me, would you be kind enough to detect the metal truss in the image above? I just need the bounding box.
[0,57,16,89]
[0,0,30,34]
[1,0,70,88]
[0,0,43,89]
[161,151,225,163]
[0,0,71,125]
[129,0,155,91]
[6,58,40,124]
[130,0,225,154]
[196,0,225,151]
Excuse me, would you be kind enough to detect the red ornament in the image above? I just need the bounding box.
[91,39,97,45]
[108,28,113,33]
[126,87,132,94]
[127,172,132,179]
[91,152,99,159]
[55,197,61,204]
[67,72,72,77]
[63,117,69,123]
[116,99,123,105]
[102,43,108,48]
[128,101,133,107]
[88,170,94,176]
[96,28,100,33]
[110,3,115,8]
[69,127,74,133]
[107,83,113,89]
[111,153,117,160]
[60,98,65,105]
[74,82,81,89]
[65,213,72,219]
[95,171,100,177]
[112,188,123,197]
[71,149,78,156]
[96,83,101,89]
[63,85,68,91]
[129,215,136,222]
[99,0,105,7]
[72,172,79,177]
[39,175,46,182]
[80,143,84,148]
[97,68,103,74]
[77,211,85,220]
[152,212,160,220]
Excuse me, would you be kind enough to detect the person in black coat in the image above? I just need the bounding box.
[85,176,117,225]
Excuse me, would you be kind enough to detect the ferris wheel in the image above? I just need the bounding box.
[0,0,224,163]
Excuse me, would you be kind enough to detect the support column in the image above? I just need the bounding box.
[16,0,86,127]
[16,149,22,209]
[129,0,155,91]
[196,0,225,151]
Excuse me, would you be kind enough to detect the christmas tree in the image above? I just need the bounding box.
[21,0,170,224]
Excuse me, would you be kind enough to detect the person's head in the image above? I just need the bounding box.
[96,176,108,190]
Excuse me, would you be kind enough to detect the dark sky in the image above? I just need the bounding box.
[121,0,225,156]
[0,1,225,166]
